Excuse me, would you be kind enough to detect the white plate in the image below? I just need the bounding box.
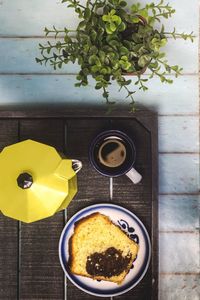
[59,203,151,297]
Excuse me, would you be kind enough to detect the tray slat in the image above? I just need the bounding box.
[0,120,19,300]
[19,119,65,299]
[66,119,111,300]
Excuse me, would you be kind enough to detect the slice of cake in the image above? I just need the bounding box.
[68,212,139,284]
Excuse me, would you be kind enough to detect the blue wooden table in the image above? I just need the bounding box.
[0,0,199,299]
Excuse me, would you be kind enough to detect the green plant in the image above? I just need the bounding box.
[36,0,194,110]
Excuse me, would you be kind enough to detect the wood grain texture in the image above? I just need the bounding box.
[158,116,199,152]
[159,153,199,193]
[0,38,197,74]
[65,119,111,300]
[159,274,200,300]
[0,120,19,300]
[111,119,153,230]
[0,111,158,300]
[0,0,198,36]
[0,0,199,298]
[65,119,110,202]
[0,107,156,118]
[159,232,199,273]
[159,195,199,231]
[0,216,18,300]
[0,75,198,115]
[19,213,65,300]
[110,115,158,300]
[19,119,65,299]
[47,112,157,300]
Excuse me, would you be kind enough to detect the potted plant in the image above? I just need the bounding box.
[36,0,194,110]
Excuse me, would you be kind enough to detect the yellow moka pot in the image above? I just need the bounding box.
[0,139,82,223]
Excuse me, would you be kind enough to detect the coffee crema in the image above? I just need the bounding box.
[98,139,126,168]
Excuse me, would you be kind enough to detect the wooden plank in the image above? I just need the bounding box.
[111,118,153,229]
[0,120,19,299]
[159,195,199,231]
[0,38,79,74]
[0,216,19,300]
[158,116,199,152]
[159,274,200,300]
[162,38,198,74]
[110,115,158,300]
[65,119,111,300]
[159,232,199,273]
[19,119,65,299]
[0,38,198,74]
[0,0,78,37]
[163,0,199,35]
[0,75,198,115]
[0,0,198,36]
[0,107,161,119]
[159,153,199,193]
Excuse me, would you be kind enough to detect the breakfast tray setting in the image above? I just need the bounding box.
[0,107,158,300]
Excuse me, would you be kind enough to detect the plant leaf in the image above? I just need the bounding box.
[102,15,109,22]
[119,1,127,7]
[84,8,91,19]
[110,22,117,32]
[110,9,116,16]
[105,24,114,34]
[91,65,99,73]
[118,21,126,32]
[130,16,140,23]
[112,15,122,25]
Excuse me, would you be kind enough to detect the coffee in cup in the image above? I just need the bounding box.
[98,138,126,168]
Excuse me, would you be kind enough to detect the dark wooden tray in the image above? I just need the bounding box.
[0,108,158,300]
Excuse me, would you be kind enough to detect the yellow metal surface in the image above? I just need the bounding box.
[0,140,77,223]
[56,176,77,212]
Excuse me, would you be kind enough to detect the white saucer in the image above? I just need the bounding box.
[59,203,151,297]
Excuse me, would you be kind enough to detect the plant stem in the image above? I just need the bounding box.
[47,29,76,33]
[123,85,135,102]
[103,86,109,103]
[89,0,96,9]
[163,32,195,38]
[78,4,86,9]
[72,1,86,9]
[155,12,173,18]
[41,54,64,62]
[51,59,66,66]
[156,58,168,67]
[40,43,69,50]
